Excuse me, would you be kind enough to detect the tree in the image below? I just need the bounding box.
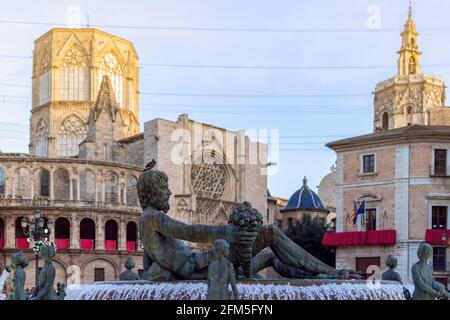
[285,213,336,267]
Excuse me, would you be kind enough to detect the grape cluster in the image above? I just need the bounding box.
[228,201,263,277]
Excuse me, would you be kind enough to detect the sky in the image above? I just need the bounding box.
[1,0,450,199]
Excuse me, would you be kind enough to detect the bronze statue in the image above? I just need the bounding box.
[207,240,239,300]
[6,251,28,300]
[381,255,402,284]
[412,242,449,300]
[119,256,140,281]
[30,243,59,300]
[138,161,358,280]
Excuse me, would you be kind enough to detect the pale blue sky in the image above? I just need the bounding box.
[1,0,450,198]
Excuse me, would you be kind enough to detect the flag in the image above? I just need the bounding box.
[349,200,357,225]
[356,200,366,226]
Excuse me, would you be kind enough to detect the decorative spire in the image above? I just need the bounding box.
[302,176,308,187]
[397,2,421,76]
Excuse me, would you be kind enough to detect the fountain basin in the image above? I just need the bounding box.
[65,279,411,300]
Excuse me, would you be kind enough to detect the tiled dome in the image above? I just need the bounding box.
[283,176,327,211]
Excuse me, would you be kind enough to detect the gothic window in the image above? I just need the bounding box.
[60,46,89,101]
[39,169,50,197]
[35,118,48,157]
[57,115,87,157]
[406,105,413,125]
[99,53,124,108]
[39,51,51,106]
[191,156,226,199]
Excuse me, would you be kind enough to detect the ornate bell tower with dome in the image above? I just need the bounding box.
[373,6,447,131]
[29,28,140,158]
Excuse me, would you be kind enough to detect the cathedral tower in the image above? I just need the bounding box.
[29,28,140,158]
[373,7,446,131]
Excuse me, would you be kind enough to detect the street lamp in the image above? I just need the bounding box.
[20,210,53,287]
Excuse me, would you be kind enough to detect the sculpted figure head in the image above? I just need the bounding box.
[124,256,135,270]
[386,255,398,269]
[137,160,172,213]
[213,239,230,260]
[417,242,432,262]
[11,251,28,268]
[39,243,56,260]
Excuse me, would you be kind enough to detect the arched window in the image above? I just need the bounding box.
[39,51,51,106]
[99,53,124,107]
[15,168,30,198]
[105,172,119,203]
[0,168,4,194]
[80,218,95,250]
[57,115,87,157]
[39,169,50,197]
[55,218,70,249]
[53,168,70,200]
[126,221,137,251]
[15,217,29,249]
[35,118,48,157]
[105,220,118,251]
[409,56,417,74]
[126,176,138,206]
[60,46,89,101]
[406,105,413,125]
[382,112,389,130]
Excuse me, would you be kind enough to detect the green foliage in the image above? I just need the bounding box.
[284,213,336,267]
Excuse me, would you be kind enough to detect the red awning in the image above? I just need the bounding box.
[15,238,29,249]
[322,230,396,247]
[104,240,117,251]
[55,238,70,250]
[425,229,450,245]
[126,241,136,252]
[80,239,94,250]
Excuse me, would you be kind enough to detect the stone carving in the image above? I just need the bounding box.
[381,255,403,284]
[30,243,61,300]
[138,161,359,281]
[5,251,29,300]
[191,161,226,199]
[207,240,239,300]
[411,242,449,300]
[119,256,140,281]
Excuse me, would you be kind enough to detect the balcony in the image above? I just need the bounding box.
[55,238,70,250]
[126,241,136,252]
[0,196,141,213]
[430,166,450,178]
[80,239,94,251]
[425,229,450,245]
[322,230,397,247]
[104,240,117,251]
[15,237,29,249]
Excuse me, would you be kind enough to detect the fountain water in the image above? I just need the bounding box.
[65,280,412,300]
[0,269,10,300]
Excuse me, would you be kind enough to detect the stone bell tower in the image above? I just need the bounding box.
[29,28,140,158]
[373,6,446,131]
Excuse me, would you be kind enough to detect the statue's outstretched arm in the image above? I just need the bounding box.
[146,208,232,243]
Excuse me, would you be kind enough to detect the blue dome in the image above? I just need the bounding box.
[283,177,327,211]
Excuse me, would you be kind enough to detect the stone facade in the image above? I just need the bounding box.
[0,28,269,292]
[326,9,450,288]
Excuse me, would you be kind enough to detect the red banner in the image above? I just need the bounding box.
[15,238,29,249]
[425,229,450,245]
[0,238,4,249]
[80,239,94,250]
[126,241,136,251]
[104,240,117,251]
[55,238,70,249]
[322,230,396,247]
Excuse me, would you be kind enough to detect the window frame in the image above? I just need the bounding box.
[361,153,376,174]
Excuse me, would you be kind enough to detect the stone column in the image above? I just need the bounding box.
[118,219,126,251]
[117,183,121,204]
[123,184,127,204]
[30,176,34,199]
[95,180,99,202]
[70,215,79,249]
[49,171,54,200]
[5,215,15,248]
[69,178,73,201]
[96,216,105,250]
[102,180,106,202]
[76,178,80,201]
